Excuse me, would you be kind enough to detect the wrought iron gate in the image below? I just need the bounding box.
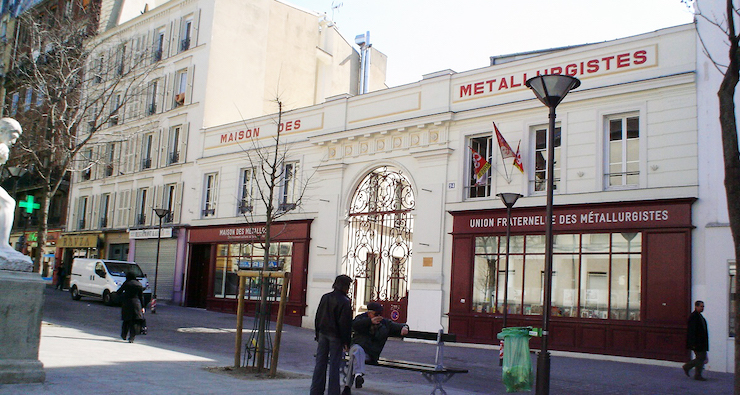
[343,167,414,320]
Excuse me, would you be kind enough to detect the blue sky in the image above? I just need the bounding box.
[286,0,695,87]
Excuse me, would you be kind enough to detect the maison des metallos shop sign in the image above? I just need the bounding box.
[452,200,693,234]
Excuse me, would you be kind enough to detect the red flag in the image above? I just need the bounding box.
[469,146,491,185]
[494,122,515,159]
[513,141,524,173]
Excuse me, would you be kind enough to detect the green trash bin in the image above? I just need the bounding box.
[497,327,534,393]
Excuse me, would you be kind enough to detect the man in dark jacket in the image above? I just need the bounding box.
[346,302,409,389]
[119,272,145,343]
[683,300,708,381]
[310,275,353,395]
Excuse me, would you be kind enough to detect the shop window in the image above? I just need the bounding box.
[606,113,640,188]
[213,241,292,300]
[531,125,561,194]
[471,232,642,321]
[467,135,493,198]
[203,173,218,217]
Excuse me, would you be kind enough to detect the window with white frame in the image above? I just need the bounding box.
[81,148,93,180]
[606,113,639,188]
[153,27,165,62]
[174,69,187,107]
[109,94,121,126]
[10,92,18,116]
[148,80,158,115]
[467,135,493,198]
[203,173,218,217]
[23,88,32,112]
[100,193,111,228]
[77,196,88,230]
[163,183,176,223]
[136,188,148,225]
[532,125,561,193]
[141,133,154,170]
[168,126,181,164]
[238,167,255,214]
[280,162,299,211]
[180,15,193,52]
[104,143,115,177]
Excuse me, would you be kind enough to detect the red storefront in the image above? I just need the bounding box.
[186,220,311,326]
[449,198,694,361]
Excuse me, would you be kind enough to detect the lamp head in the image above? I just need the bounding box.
[153,208,170,218]
[496,192,523,208]
[525,75,580,108]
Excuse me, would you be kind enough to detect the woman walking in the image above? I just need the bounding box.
[119,272,145,343]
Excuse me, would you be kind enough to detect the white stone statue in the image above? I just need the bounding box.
[0,118,33,272]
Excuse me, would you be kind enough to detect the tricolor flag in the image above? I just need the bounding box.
[493,122,516,159]
[513,141,524,173]
[469,146,491,185]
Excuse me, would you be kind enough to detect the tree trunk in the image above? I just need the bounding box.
[716,3,740,392]
[31,189,50,275]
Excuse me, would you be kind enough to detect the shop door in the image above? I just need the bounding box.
[186,244,210,308]
[343,166,414,322]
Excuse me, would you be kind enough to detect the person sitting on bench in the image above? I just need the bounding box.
[347,302,409,389]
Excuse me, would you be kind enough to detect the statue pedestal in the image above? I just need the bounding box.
[0,270,45,383]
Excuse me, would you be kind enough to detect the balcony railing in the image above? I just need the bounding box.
[202,207,215,217]
[148,103,156,115]
[100,217,108,228]
[180,37,190,52]
[136,213,146,225]
[238,200,253,214]
[78,219,86,230]
[105,164,114,177]
[168,151,180,165]
[163,212,173,223]
[82,168,91,181]
[152,49,162,62]
[141,157,151,170]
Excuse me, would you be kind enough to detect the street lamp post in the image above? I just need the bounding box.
[151,208,170,314]
[525,74,580,395]
[496,192,522,366]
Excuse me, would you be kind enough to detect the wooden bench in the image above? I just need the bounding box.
[347,329,468,395]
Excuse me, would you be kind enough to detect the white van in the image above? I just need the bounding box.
[69,259,152,305]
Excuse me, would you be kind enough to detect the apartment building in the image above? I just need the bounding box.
[64,0,386,303]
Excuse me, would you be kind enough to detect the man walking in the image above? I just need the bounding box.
[311,275,353,395]
[683,300,708,381]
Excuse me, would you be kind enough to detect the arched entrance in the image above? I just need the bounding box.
[343,166,414,322]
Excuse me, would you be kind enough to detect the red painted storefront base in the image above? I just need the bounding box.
[448,198,695,362]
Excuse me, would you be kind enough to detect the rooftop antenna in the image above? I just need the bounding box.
[331,2,343,22]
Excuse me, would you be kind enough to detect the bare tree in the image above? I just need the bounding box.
[235,97,318,372]
[686,0,740,392]
[4,5,153,271]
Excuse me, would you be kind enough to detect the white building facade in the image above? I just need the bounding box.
[190,24,705,364]
[62,0,386,306]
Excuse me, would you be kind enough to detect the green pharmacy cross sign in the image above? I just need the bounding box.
[19,195,40,214]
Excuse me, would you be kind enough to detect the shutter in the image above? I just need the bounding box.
[146,187,154,226]
[173,182,183,223]
[134,239,177,301]
[71,198,79,230]
[180,123,189,163]
[110,192,117,228]
[129,189,137,226]
[187,64,195,105]
[154,185,163,210]
[158,128,166,168]
[193,8,201,47]
[86,195,95,230]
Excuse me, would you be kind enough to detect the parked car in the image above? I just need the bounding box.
[68,258,152,305]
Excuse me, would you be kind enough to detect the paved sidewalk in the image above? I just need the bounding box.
[0,322,474,395]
